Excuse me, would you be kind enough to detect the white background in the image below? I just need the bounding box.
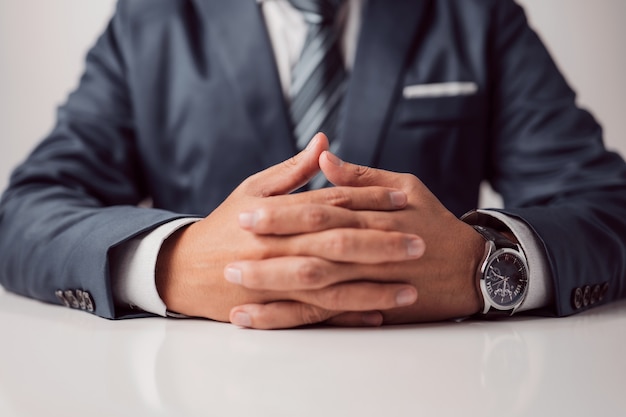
[1,0,625,200]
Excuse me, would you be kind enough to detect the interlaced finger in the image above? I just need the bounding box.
[287,229,425,263]
[225,256,363,291]
[270,186,407,211]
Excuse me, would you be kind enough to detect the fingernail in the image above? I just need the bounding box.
[304,134,320,151]
[232,311,252,327]
[239,211,260,229]
[396,288,417,306]
[224,266,243,284]
[362,312,383,326]
[325,151,343,166]
[407,237,425,257]
[389,191,407,208]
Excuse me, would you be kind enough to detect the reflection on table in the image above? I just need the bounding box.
[0,288,624,417]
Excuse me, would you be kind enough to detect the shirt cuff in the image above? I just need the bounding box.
[463,210,554,312]
[111,218,200,316]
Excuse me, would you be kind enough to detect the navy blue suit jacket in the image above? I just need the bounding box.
[1,0,625,319]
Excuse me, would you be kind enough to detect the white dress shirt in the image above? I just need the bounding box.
[112,0,552,317]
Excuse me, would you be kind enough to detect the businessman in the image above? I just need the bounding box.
[1,0,625,329]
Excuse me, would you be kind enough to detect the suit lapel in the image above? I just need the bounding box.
[337,0,432,167]
[192,1,432,172]
[193,0,295,167]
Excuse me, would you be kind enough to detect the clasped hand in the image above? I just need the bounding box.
[156,134,483,329]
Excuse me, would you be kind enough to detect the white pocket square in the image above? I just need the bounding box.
[403,82,478,99]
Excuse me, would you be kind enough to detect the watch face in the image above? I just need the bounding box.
[484,249,528,308]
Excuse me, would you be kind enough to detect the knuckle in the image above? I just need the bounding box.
[325,232,351,257]
[280,157,309,189]
[304,205,330,229]
[353,164,371,178]
[257,186,273,198]
[355,213,370,229]
[295,260,324,287]
[402,173,420,190]
[372,188,390,206]
[324,188,352,207]
[242,177,270,197]
[379,232,399,253]
[319,287,343,310]
[282,156,298,169]
[239,176,256,194]
[368,214,399,231]
[298,304,330,325]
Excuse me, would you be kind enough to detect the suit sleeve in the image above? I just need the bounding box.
[0,3,188,319]
[486,0,626,316]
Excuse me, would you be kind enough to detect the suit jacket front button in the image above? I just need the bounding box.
[55,290,70,308]
[572,287,583,310]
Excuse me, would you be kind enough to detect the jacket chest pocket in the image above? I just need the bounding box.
[394,86,484,127]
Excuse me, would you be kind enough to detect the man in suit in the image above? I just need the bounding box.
[1,0,625,329]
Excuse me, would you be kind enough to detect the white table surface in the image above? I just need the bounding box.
[0,287,624,417]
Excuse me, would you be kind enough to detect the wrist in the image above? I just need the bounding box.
[467,226,487,315]
[451,222,486,318]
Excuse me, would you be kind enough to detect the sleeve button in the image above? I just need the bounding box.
[64,290,80,309]
[76,290,87,310]
[590,285,601,305]
[83,291,95,312]
[582,285,591,307]
[55,290,70,308]
[572,287,583,310]
[600,282,609,301]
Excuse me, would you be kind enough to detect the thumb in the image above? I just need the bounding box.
[319,150,405,188]
[244,133,329,196]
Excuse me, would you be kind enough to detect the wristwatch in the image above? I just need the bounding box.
[473,225,529,316]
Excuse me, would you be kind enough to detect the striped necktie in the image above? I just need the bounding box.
[288,0,347,150]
